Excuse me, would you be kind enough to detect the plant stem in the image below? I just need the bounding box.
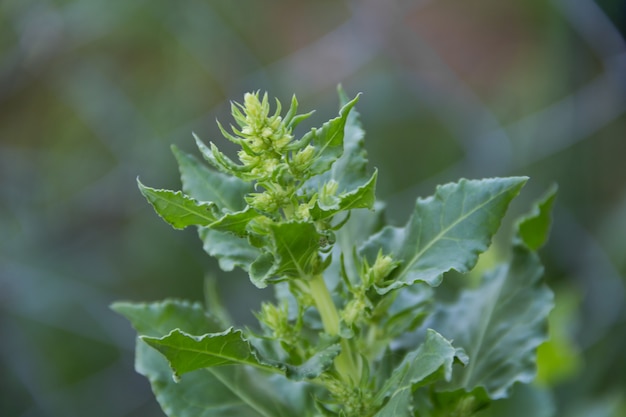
[308,274,360,384]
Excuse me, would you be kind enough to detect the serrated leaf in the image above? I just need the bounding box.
[210,206,259,236]
[311,170,378,221]
[360,177,528,293]
[199,227,261,272]
[136,341,308,417]
[428,245,554,399]
[141,328,278,377]
[516,184,557,251]
[112,300,309,417]
[303,95,360,176]
[305,88,370,193]
[138,180,218,229]
[373,329,460,417]
[332,86,369,190]
[172,145,252,211]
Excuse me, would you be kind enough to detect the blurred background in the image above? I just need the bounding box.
[1,0,625,416]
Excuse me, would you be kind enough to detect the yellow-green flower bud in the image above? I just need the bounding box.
[247,185,292,213]
[296,203,311,221]
[261,127,273,138]
[255,157,280,178]
[238,150,261,168]
[272,133,292,152]
[257,302,293,341]
[319,180,339,207]
[247,192,278,212]
[341,297,368,327]
[270,116,282,130]
[243,92,265,120]
[364,251,399,287]
[293,145,315,170]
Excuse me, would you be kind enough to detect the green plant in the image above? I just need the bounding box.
[112,89,556,417]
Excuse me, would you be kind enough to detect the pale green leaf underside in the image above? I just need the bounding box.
[136,342,305,417]
[305,87,369,193]
[111,299,219,337]
[172,145,252,211]
[138,180,217,229]
[199,227,261,272]
[429,245,553,399]
[112,300,309,417]
[360,177,528,293]
[305,95,360,176]
[333,86,369,191]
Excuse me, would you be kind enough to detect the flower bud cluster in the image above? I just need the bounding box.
[256,301,298,345]
[341,291,372,327]
[245,184,293,213]
[209,91,324,219]
[362,250,399,288]
[340,251,399,327]
[228,92,294,179]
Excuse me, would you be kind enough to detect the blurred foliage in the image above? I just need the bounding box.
[1,0,624,416]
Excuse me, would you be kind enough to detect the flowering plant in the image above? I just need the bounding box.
[113,88,555,417]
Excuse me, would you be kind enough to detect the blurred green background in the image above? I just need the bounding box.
[1,0,625,416]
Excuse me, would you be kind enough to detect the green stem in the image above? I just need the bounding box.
[308,274,360,384]
[309,274,340,334]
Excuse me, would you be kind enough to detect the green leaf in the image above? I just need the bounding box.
[137,341,308,417]
[111,299,221,336]
[360,177,528,293]
[141,328,278,377]
[112,300,309,417]
[303,94,360,176]
[138,179,218,229]
[373,329,461,417]
[193,133,249,178]
[381,286,434,341]
[305,88,370,193]
[332,201,387,284]
[284,343,341,381]
[247,222,323,287]
[270,221,322,279]
[172,145,252,211]
[429,245,553,399]
[250,252,277,288]
[209,206,259,236]
[425,387,491,417]
[332,86,370,191]
[516,184,557,251]
[311,170,378,220]
[199,227,261,272]
[474,384,555,417]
